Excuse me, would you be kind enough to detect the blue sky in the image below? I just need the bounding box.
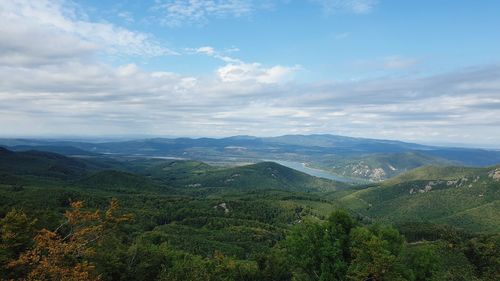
[0,0,499,147]
[83,0,500,79]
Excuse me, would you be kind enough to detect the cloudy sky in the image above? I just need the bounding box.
[1,0,499,147]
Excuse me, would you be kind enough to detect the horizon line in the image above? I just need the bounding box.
[0,133,499,150]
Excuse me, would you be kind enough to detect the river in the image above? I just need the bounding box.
[263,159,363,184]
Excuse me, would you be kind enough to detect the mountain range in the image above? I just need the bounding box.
[2,134,499,181]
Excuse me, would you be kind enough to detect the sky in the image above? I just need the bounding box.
[1,0,499,147]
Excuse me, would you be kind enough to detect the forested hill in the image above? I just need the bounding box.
[0,147,88,179]
[0,147,343,193]
[335,165,500,233]
[140,160,346,192]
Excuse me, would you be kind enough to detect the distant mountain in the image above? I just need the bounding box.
[0,147,134,182]
[0,147,88,180]
[8,145,99,156]
[1,134,499,181]
[316,151,457,181]
[263,134,431,151]
[335,165,500,233]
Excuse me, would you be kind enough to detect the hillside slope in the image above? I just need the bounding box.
[335,165,500,233]
[142,160,346,192]
[317,151,456,181]
[0,147,344,193]
[0,147,88,180]
[8,145,99,156]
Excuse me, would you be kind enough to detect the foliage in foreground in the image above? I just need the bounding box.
[4,199,131,281]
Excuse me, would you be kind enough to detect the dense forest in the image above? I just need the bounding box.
[0,148,499,280]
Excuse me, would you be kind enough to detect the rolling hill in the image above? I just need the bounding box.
[315,151,456,181]
[0,147,88,180]
[335,165,500,233]
[0,147,343,193]
[8,145,99,156]
[139,160,346,192]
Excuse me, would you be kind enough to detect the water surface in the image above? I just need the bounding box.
[265,159,363,184]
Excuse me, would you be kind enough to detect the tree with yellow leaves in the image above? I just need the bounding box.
[8,199,131,281]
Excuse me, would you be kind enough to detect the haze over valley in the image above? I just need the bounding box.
[2,134,500,182]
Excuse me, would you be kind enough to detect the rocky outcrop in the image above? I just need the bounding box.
[348,163,387,181]
[214,202,229,213]
[488,168,500,181]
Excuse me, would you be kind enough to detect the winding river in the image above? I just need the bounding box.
[264,159,363,184]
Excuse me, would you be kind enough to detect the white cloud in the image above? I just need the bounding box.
[194,46,216,56]
[353,55,419,70]
[311,0,377,14]
[186,45,297,82]
[117,64,139,76]
[334,32,351,40]
[186,45,242,63]
[382,56,419,69]
[152,0,378,27]
[154,0,253,27]
[117,11,135,23]
[217,63,298,83]
[1,56,499,145]
[0,0,174,66]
